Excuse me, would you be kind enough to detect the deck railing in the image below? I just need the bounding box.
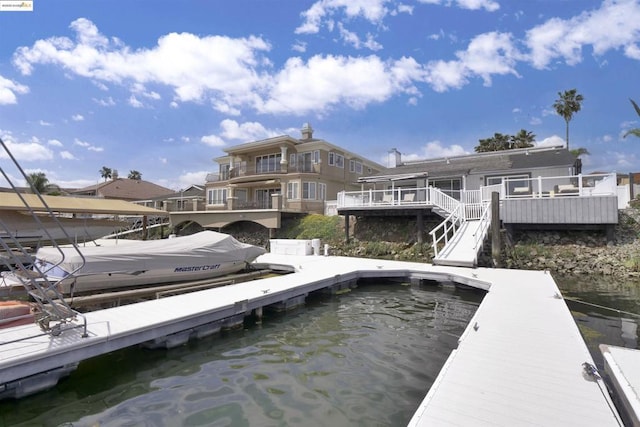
[429,203,465,258]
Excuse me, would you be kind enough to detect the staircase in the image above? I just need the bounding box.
[429,188,491,267]
[0,138,87,336]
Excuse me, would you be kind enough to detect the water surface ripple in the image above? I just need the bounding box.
[1,282,484,427]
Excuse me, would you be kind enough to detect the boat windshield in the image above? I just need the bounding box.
[34,259,70,279]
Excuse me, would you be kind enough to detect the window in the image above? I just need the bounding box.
[298,152,314,172]
[318,183,326,201]
[329,152,344,168]
[303,182,316,199]
[287,182,299,199]
[220,164,230,180]
[350,160,363,174]
[255,153,281,173]
[207,188,227,205]
[290,153,296,166]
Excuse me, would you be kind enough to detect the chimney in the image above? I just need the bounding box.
[112,169,119,180]
[301,123,313,140]
[388,148,402,168]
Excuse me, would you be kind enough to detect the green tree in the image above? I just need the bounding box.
[26,172,48,194]
[510,129,536,149]
[623,98,640,139]
[26,172,58,194]
[99,166,112,182]
[553,89,584,150]
[569,147,590,157]
[128,170,142,180]
[475,132,511,152]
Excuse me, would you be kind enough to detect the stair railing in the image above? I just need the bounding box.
[0,138,87,337]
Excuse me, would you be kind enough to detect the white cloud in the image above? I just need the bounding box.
[74,138,103,152]
[0,135,54,161]
[417,0,499,12]
[525,0,640,69]
[39,120,52,126]
[425,31,520,92]
[72,114,84,121]
[201,134,226,147]
[295,0,390,35]
[94,96,116,106]
[60,150,77,160]
[219,119,279,141]
[536,135,565,148]
[337,23,383,51]
[387,141,469,164]
[48,139,63,147]
[291,41,307,53]
[529,117,542,126]
[177,171,208,189]
[128,95,143,108]
[262,54,423,115]
[14,18,272,114]
[0,74,29,105]
[181,136,190,143]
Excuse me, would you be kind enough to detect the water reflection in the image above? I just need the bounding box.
[0,282,484,427]
[556,274,640,369]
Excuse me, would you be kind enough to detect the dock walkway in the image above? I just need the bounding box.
[0,254,623,425]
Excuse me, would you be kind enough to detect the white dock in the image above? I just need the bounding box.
[600,344,640,426]
[0,254,624,425]
[433,219,482,267]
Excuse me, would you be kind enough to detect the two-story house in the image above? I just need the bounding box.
[171,124,384,235]
[207,123,383,213]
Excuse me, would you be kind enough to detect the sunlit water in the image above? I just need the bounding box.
[0,282,484,427]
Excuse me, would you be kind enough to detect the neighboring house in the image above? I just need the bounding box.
[72,174,175,202]
[206,123,383,214]
[171,123,384,233]
[359,145,580,198]
[136,185,206,212]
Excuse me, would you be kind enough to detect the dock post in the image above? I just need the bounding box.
[344,214,350,243]
[255,307,263,324]
[491,192,501,267]
[417,212,423,244]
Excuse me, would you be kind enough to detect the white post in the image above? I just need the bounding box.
[538,176,542,198]
[578,173,583,196]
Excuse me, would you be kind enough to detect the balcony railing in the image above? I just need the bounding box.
[337,173,618,209]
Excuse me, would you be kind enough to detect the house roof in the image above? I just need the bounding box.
[359,146,577,182]
[71,178,175,201]
[0,193,168,216]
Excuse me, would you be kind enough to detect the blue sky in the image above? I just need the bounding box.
[1,0,640,191]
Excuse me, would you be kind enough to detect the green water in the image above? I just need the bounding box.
[0,282,484,427]
[0,275,637,427]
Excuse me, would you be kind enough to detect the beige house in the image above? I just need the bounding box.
[205,123,383,215]
[171,124,383,233]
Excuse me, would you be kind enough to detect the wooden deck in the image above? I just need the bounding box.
[0,254,624,425]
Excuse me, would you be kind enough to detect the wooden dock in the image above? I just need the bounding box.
[0,253,624,425]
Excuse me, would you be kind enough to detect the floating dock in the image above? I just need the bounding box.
[0,253,624,425]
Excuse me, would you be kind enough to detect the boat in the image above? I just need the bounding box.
[2,230,266,295]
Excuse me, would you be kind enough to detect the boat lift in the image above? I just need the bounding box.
[0,138,87,337]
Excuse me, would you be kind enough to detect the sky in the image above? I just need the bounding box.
[1,0,640,192]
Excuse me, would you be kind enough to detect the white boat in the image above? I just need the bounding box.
[2,230,266,295]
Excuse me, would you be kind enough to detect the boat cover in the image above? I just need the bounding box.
[35,230,267,276]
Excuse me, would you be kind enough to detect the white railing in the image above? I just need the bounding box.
[498,173,617,199]
[429,187,461,217]
[471,201,492,256]
[429,203,464,258]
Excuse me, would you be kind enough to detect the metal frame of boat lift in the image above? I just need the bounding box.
[0,138,88,337]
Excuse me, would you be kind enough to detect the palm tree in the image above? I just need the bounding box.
[553,89,584,150]
[510,129,536,149]
[99,166,112,182]
[475,133,511,152]
[26,172,50,194]
[569,147,590,157]
[128,170,142,180]
[623,98,640,138]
